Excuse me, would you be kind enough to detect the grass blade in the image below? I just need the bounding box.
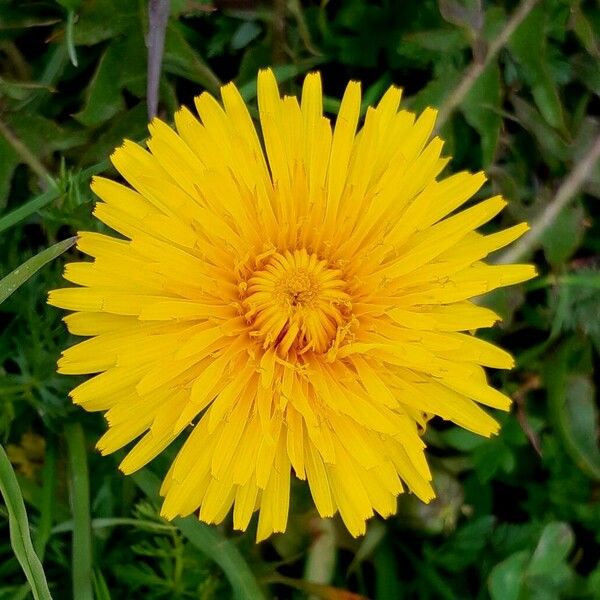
[92,569,112,600]
[0,237,76,305]
[0,187,60,234]
[64,422,93,600]
[132,469,266,600]
[0,444,52,600]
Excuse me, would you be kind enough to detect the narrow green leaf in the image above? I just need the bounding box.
[64,422,93,600]
[132,469,266,600]
[374,540,402,600]
[91,569,112,600]
[231,21,262,51]
[570,4,600,57]
[527,522,574,578]
[0,444,52,600]
[65,11,79,67]
[0,187,61,235]
[0,237,76,305]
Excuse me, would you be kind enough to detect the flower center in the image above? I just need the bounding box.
[242,249,352,356]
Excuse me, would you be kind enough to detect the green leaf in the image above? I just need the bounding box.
[545,341,600,480]
[508,6,565,131]
[489,523,575,600]
[65,422,94,600]
[433,516,496,571]
[559,375,600,478]
[73,0,138,45]
[460,60,502,166]
[163,22,222,95]
[540,202,585,266]
[92,569,112,600]
[488,551,529,600]
[0,445,52,600]
[525,523,575,598]
[75,18,154,127]
[74,40,128,126]
[527,522,574,579]
[0,237,76,305]
[374,540,402,600]
[231,21,262,51]
[544,269,600,351]
[570,3,600,58]
[511,96,569,166]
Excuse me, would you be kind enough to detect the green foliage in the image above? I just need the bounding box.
[0,237,76,305]
[1,0,600,598]
[0,444,52,600]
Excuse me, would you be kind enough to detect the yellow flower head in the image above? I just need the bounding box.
[49,69,535,541]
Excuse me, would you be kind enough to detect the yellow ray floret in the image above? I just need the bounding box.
[49,69,536,541]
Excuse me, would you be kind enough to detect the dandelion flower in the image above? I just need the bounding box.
[49,69,535,540]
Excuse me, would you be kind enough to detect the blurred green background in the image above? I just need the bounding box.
[1,0,600,598]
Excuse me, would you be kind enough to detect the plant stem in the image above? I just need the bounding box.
[147,0,171,119]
